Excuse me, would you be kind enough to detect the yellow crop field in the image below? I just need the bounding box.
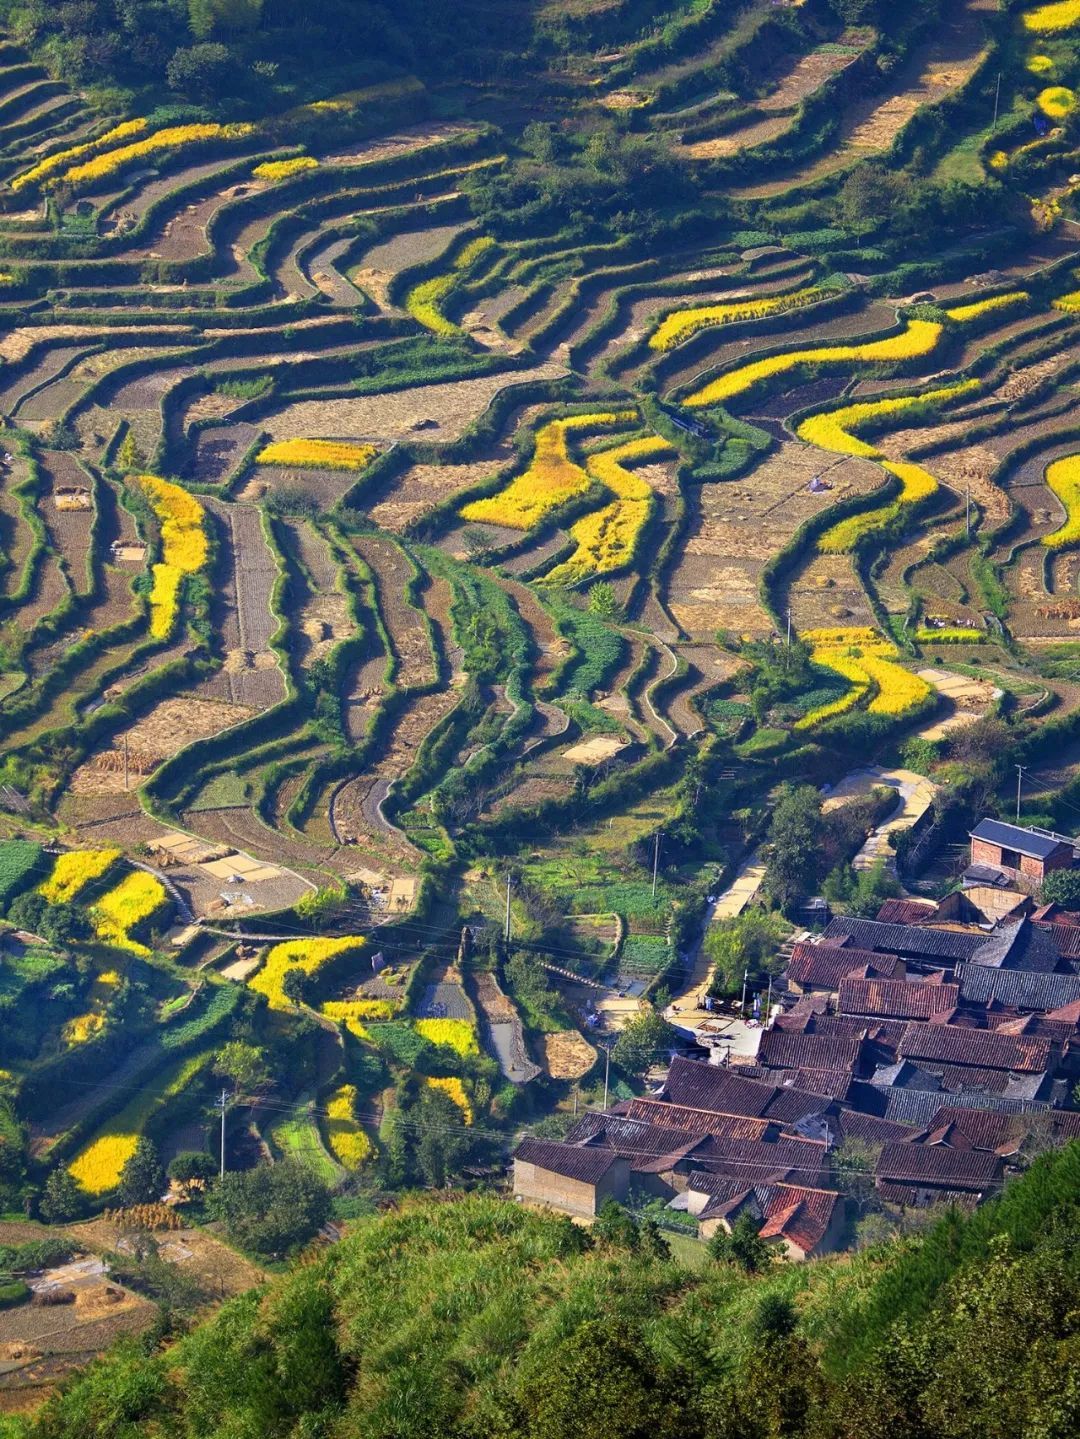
[91,871,168,955]
[63,967,121,1046]
[684,319,943,408]
[415,1018,479,1056]
[425,1075,473,1123]
[913,626,983,642]
[136,475,209,640]
[69,1051,209,1194]
[405,235,496,335]
[944,292,1030,322]
[256,438,377,470]
[818,460,938,553]
[250,936,366,1010]
[1042,454,1080,548]
[62,122,254,188]
[543,435,672,584]
[797,629,931,727]
[322,998,396,1039]
[1024,1,1080,33]
[254,156,319,181]
[649,285,827,351]
[797,380,977,459]
[40,848,120,904]
[1037,85,1078,117]
[325,1084,372,1168]
[461,412,635,529]
[11,118,149,191]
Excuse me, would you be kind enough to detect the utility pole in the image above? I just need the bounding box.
[123,733,129,792]
[766,973,773,1027]
[216,1089,231,1180]
[1016,764,1027,823]
[740,967,748,1019]
[965,486,971,540]
[993,70,1002,129]
[651,832,663,902]
[786,606,792,645]
[504,873,512,946]
[602,1044,610,1110]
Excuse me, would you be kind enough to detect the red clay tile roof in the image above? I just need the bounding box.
[876,898,939,925]
[875,1141,1004,1190]
[759,1185,840,1253]
[897,1021,1052,1073]
[787,942,898,990]
[839,977,960,1021]
[614,1098,774,1140]
[514,1138,623,1185]
[922,1105,1080,1152]
[835,1110,920,1145]
[757,1029,865,1073]
[659,1057,833,1122]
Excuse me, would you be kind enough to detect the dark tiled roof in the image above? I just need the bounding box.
[957,964,1080,1012]
[514,1138,622,1184]
[690,1134,828,1187]
[969,919,1066,974]
[970,820,1071,861]
[876,1182,982,1211]
[839,977,960,1021]
[1045,923,1080,960]
[876,1141,1003,1190]
[565,1113,702,1166]
[659,1056,832,1124]
[765,1067,859,1100]
[824,917,986,964]
[834,1110,920,1145]
[898,1021,1051,1073]
[921,1105,1080,1152]
[882,1088,1050,1127]
[786,941,896,990]
[757,1030,865,1074]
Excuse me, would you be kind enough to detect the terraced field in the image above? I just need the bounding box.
[5,0,1080,1230]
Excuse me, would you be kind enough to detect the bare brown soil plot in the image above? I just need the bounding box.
[683,48,862,159]
[352,535,435,687]
[38,450,93,592]
[369,458,505,532]
[282,518,353,669]
[205,499,286,709]
[730,1,991,198]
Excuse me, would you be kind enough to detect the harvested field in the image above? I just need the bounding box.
[667,444,885,637]
[205,500,286,709]
[71,697,253,794]
[369,460,505,532]
[539,1029,598,1080]
[352,535,436,686]
[261,362,568,445]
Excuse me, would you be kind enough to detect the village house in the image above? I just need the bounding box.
[968,819,1076,892]
[874,1140,1004,1209]
[512,1138,629,1218]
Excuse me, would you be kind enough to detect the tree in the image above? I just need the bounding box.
[280,967,312,1007]
[167,1151,217,1197]
[764,784,825,911]
[611,1007,676,1077]
[212,1041,271,1094]
[166,41,238,101]
[833,1138,881,1214]
[118,1138,166,1206]
[705,908,789,998]
[205,1161,331,1256]
[413,1088,473,1188]
[116,431,139,472]
[1040,868,1080,907]
[39,1168,82,1224]
[707,1211,772,1272]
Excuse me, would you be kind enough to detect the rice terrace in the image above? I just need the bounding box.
[0,0,1080,1432]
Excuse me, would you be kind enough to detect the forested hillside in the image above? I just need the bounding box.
[3,1142,1079,1439]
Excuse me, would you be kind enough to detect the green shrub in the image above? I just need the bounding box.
[0,840,43,909]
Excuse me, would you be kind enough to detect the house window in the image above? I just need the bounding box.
[1000,847,1021,870]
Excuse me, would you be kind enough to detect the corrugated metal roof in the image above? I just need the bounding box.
[970,819,1070,861]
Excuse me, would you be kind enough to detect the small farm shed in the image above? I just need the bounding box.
[512,1138,629,1218]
